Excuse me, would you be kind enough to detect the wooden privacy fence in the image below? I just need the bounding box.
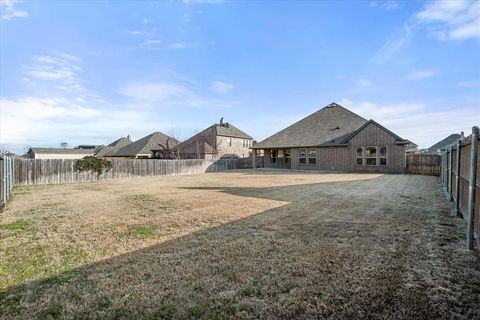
[440,126,479,250]
[0,156,15,209]
[406,154,441,176]
[13,158,241,186]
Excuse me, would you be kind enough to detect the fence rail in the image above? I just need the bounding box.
[406,154,441,176]
[12,158,242,186]
[0,156,15,209]
[440,126,479,250]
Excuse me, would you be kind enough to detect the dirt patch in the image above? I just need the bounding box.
[0,171,478,319]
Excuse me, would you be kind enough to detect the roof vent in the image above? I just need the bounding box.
[329,126,340,131]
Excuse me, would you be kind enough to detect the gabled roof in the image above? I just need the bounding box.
[176,122,253,155]
[427,134,461,153]
[29,148,95,155]
[214,123,253,139]
[252,102,368,149]
[95,137,132,157]
[338,119,406,145]
[110,132,180,157]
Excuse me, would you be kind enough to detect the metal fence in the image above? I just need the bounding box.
[0,156,15,210]
[440,126,479,250]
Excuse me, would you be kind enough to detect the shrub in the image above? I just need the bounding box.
[74,156,112,176]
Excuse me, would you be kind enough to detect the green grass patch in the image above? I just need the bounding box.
[0,219,32,231]
[39,303,63,319]
[125,225,156,238]
[0,243,53,290]
[124,194,156,203]
[153,305,177,320]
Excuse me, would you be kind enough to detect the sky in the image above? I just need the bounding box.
[0,0,479,154]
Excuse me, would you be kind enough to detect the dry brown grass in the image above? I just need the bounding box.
[0,170,479,319]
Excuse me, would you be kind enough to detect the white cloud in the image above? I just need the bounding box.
[210,81,235,93]
[168,41,200,49]
[384,1,399,11]
[371,23,413,63]
[416,0,480,40]
[1,0,28,20]
[0,96,160,150]
[455,80,480,88]
[117,81,234,108]
[118,83,192,103]
[143,39,162,45]
[182,0,223,4]
[340,98,480,148]
[404,70,436,80]
[23,53,85,91]
[183,13,190,22]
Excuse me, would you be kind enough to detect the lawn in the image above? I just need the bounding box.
[0,171,479,319]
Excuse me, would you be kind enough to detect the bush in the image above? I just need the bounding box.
[74,156,112,176]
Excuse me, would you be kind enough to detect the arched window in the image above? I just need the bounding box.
[366,146,377,165]
[356,147,363,165]
[380,146,387,166]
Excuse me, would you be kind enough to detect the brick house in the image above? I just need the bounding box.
[108,132,180,159]
[176,119,254,159]
[251,102,411,173]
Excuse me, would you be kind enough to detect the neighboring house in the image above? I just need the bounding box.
[425,133,461,154]
[176,118,254,160]
[95,136,132,159]
[405,141,419,155]
[251,102,410,173]
[27,147,96,159]
[108,132,180,159]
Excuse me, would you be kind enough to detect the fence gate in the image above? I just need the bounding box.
[406,154,441,176]
[1,156,15,210]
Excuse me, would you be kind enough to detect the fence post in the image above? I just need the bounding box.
[448,146,453,200]
[2,157,5,204]
[252,149,256,170]
[455,139,462,217]
[466,126,478,250]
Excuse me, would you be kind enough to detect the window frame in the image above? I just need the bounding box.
[365,146,377,166]
[308,149,317,165]
[299,148,307,165]
[356,147,364,166]
[270,149,277,164]
[380,146,388,166]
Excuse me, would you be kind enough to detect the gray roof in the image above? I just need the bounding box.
[427,134,461,153]
[110,132,180,157]
[29,148,95,155]
[253,102,368,149]
[95,137,132,157]
[215,123,253,139]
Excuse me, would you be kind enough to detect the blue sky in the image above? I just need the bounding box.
[1,0,479,153]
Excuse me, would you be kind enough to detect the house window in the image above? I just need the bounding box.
[308,149,317,165]
[366,146,377,165]
[380,146,387,166]
[285,149,291,164]
[229,138,232,147]
[356,147,363,165]
[270,150,277,163]
[299,148,307,165]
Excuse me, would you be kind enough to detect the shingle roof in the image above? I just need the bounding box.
[110,132,180,157]
[427,134,461,153]
[176,122,253,155]
[215,123,253,139]
[94,137,132,157]
[252,102,368,149]
[30,148,95,155]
